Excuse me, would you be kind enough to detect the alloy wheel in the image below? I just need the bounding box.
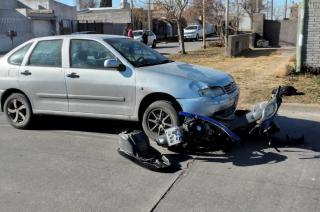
[7,99,28,124]
[147,108,173,136]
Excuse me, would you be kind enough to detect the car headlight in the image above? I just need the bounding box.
[199,87,225,97]
[228,74,235,82]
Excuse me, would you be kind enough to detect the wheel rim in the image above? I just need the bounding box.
[7,99,27,124]
[147,108,173,136]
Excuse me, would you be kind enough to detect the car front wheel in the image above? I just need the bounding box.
[195,34,199,41]
[152,40,157,48]
[4,93,33,129]
[142,100,179,140]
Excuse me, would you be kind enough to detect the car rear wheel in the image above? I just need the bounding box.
[4,93,33,129]
[142,101,179,140]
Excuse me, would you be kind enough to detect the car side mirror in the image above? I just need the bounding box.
[104,59,126,72]
[104,59,119,68]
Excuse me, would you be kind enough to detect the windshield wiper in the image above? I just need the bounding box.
[159,59,173,64]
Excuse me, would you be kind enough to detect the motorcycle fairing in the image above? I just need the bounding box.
[179,111,241,142]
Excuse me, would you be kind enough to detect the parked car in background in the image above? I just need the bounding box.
[133,30,157,48]
[0,35,239,139]
[184,25,203,41]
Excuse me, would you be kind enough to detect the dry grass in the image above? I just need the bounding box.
[169,47,320,107]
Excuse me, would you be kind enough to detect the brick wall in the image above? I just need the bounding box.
[302,0,320,67]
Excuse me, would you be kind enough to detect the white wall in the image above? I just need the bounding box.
[32,20,54,37]
[239,14,252,31]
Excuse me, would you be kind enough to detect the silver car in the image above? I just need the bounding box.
[133,30,157,48]
[0,35,239,139]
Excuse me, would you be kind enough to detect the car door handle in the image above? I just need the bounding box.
[67,72,80,78]
[21,70,32,76]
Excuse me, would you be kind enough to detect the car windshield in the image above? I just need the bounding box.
[133,31,143,36]
[185,26,197,30]
[105,38,173,67]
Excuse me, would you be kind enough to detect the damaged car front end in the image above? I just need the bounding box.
[177,80,239,118]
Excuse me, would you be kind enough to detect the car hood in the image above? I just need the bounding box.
[138,62,231,86]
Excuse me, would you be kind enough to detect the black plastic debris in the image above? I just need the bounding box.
[118,131,172,172]
[272,86,304,96]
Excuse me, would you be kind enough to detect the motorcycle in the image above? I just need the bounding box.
[118,87,283,172]
[156,87,283,152]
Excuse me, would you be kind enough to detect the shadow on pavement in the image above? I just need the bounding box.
[156,45,179,49]
[175,115,320,167]
[33,115,141,134]
[32,115,320,168]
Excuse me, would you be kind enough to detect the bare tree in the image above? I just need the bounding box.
[239,0,265,27]
[154,0,189,54]
[77,0,98,9]
[186,0,234,45]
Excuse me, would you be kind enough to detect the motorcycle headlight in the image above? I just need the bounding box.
[262,102,277,120]
[199,87,225,97]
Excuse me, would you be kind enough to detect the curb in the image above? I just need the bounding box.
[279,103,320,115]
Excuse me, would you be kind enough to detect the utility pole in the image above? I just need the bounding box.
[236,0,239,34]
[271,0,273,20]
[131,0,134,29]
[256,0,260,13]
[148,0,151,31]
[225,0,229,55]
[284,0,288,19]
[202,0,206,49]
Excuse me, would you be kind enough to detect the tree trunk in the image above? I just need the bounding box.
[177,19,186,54]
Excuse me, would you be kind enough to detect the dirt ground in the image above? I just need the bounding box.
[169,47,320,107]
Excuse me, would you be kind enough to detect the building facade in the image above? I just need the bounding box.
[0,0,76,53]
[77,8,131,35]
[302,0,320,67]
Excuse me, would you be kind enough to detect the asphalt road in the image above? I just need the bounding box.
[156,37,219,55]
[0,104,319,212]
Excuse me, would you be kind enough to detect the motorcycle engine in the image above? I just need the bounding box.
[183,119,215,143]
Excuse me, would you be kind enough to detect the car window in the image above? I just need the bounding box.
[29,40,62,67]
[70,39,116,69]
[185,26,197,30]
[105,38,172,67]
[8,43,33,65]
[133,31,143,36]
[147,31,153,36]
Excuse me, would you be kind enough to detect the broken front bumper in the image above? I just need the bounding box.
[176,89,239,117]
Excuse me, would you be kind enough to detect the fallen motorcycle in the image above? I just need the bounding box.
[118,87,284,171]
[156,86,283,152]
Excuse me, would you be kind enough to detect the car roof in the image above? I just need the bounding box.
[28,34,128,42]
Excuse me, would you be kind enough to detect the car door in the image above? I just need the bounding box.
[65,39,135,116]
[18,39,68,112]
[147,31,154,45]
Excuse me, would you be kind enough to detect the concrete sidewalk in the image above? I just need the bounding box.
[0,104,319,212]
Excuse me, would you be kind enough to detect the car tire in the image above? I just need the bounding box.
[195,34,199,41]
[142,100,179,140]
[152,40,157,48]
[4,93,33,129]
